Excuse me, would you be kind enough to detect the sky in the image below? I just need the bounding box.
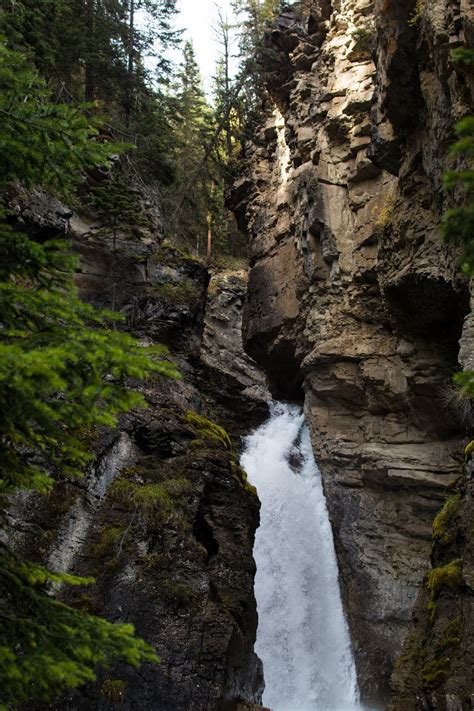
[174,0,240,95]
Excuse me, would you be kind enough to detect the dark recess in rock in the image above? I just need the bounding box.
[246,334,304,403]
[383,275,470,349]
[193,507,220,560]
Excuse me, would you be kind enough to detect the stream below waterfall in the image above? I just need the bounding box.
[241,402,362,711]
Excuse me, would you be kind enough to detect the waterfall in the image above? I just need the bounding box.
[241,402,361,711]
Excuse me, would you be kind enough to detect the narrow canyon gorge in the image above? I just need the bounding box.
[3,1,473,710]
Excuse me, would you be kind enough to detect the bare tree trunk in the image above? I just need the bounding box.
[112,218,117,323]
[128,0,135,76]
[84,0,95,101]
[207,214,212,262]
[223,25,233,158]
[216,9,233,158]
[126,0,135,123]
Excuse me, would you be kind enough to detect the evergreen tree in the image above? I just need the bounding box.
[231,0,282,58]
[164,36,247,260]
[0,0,128,103]
[213,9,236,159]
[166,40,215,251]
[229,0,283,139]
[89,173,150,309]
[0,0,181,167]
[442,116,474,276]
[0,40,178,704]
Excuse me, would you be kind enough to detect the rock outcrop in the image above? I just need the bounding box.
[31,406,264,711]
[8,193,268,710]
[231,0,473,705]
[198,271,271,440]
[390,459,474,710]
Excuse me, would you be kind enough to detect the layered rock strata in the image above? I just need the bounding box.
[390,460,474,710]
[8,194,267,710]
[231,0,473,705]
[198,271,271,440]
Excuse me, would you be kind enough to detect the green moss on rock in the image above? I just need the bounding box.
[426,559,463,599]
[152,280,201,306]
[422,658,450,689]
[464,439,474,461]
[154,579,196,608]
[426,559,463,622]
[230,459,257,496]
[109,477,191,523]
[420,618,461,689]
[91,525,124,558]
[437,618,461,653]
[433,493,462,546]
[185,411,232,451]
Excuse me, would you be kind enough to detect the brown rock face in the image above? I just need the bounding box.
[197,270,271,441]
[389,464,474,711]
[231,0,473,705]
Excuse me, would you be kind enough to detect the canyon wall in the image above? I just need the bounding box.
[231,0,473,706]
[9,193,268,711]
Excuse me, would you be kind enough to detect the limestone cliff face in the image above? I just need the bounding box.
[198,271,271,440]
[9,193,267,711]
[231,0,473,705]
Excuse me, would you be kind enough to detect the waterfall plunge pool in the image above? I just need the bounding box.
[241,402,363,711]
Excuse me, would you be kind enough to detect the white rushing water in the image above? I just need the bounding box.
[241,402,361,711]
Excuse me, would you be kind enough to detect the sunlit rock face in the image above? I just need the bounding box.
[231,0,473,705]
[198,270,271,440]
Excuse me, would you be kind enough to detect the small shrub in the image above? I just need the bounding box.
[373,190,397,230]
[440,382,473,428]
[350,25,373,55]
[101,678,127,703]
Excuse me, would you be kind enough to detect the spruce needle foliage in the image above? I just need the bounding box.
[0,39,177,704]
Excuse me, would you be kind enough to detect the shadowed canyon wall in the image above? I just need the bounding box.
[8,191,269,711]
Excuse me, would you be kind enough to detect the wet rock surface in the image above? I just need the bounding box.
[230,0,473,705]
